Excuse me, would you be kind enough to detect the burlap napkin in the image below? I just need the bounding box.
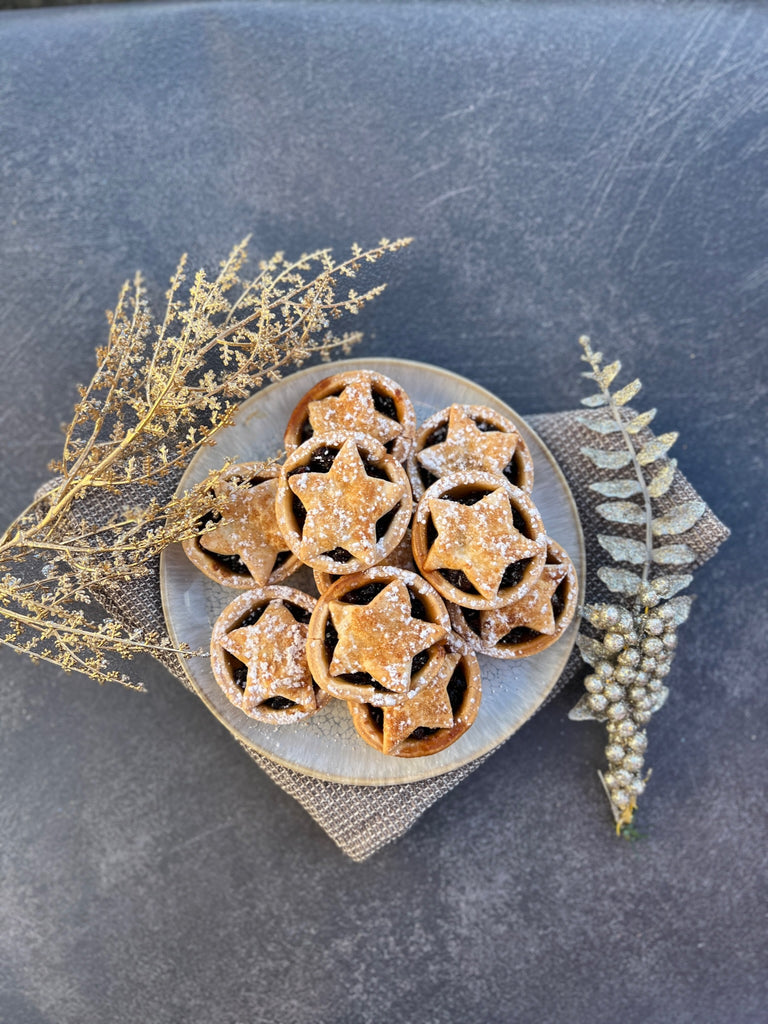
[86,409,728,861]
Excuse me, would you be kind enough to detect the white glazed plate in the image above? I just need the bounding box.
[160,358,585,785]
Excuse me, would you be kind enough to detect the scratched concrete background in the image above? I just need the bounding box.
[0,3,765,1022]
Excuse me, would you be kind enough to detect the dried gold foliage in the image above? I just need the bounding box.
[0,237,411,687]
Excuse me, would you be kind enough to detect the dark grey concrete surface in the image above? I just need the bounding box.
[0,3,765,1022]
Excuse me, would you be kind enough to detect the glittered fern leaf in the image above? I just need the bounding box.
[642,574,693,602]
[597,566,642,595]
[663,595,694,625]
[581,393,608,408]
[576,635,610,666]
[652,544,696,565]
[595,501,646,526]
[581,446,634,470]
[598,360,622,388]
[637,432,678,466]
[575,411,622,434]
[612,378,642,406]
[597,534,648,564]
[589,479,643,498]
[625,409,657,434]
[647,461,677,498]
[652,501,705,536]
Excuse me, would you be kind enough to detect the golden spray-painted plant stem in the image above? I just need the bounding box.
[0,237,411,687]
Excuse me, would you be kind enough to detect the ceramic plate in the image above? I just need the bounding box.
[160,357,585,785]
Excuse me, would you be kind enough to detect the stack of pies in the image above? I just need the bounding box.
[183,369,577,757]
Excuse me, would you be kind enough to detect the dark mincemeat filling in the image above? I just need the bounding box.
[499,558,531,590]
[339,581,429,622]
[447,664,468,714]
[323,546,353,564]
[371,389,399,421]
[438,568,479,595]
[262,696,296,710]
[209,547,293,578]
[510,505,527,533]
[375,503,401,542]
[499,626,539,645]
[503,457,521,487]
[288,445,339,475]
[198,508,222,530]
[232,660,248,691]
[283,601,312,625]
[237,605,267,629]
[460,607,482,637]
[291,494,307,530]
[409,593,427,620]
[422,424,447,449]
[272,550,292,572]
[209,551,251,576]
[411,650,430,676]
[339,581,388,604]
[551,580,566,619]
[367,663,467,741]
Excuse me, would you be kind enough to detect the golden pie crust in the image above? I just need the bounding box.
[283,370,417,463]
[182,462,300,588]
[412,471,547,610]
[275,432,413,574]
[449,539,578,659]
[408,403,534,500]
[306,566,451,707]
[348,645,482,757]
[210,586,330,724]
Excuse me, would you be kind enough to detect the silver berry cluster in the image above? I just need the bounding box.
[572,586,691,823]
[582,598,681,812]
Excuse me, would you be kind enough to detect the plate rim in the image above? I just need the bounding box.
[160,356,585,786]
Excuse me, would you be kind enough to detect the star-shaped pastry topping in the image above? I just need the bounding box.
[479,562,569,645]
[308,380,401,448]
[423,487,542,602]
[379,657,456,752]
[288,439,404,565]
[200,477,287,585]
[328,579,448,694]
[418,406,519,479]
[219,601,316,713]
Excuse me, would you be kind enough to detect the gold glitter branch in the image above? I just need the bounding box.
[0,237,411,688]
[569,336,700,832]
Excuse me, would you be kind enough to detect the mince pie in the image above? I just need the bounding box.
[183,462,300,588]
[275,432,412,575]
[449,539,578,658]
[210,587,329,723]
[348,644,482,757]
[283,370,417,463]
[408,403,534,500]
[412,471,547,609]
[306,566,451,707]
